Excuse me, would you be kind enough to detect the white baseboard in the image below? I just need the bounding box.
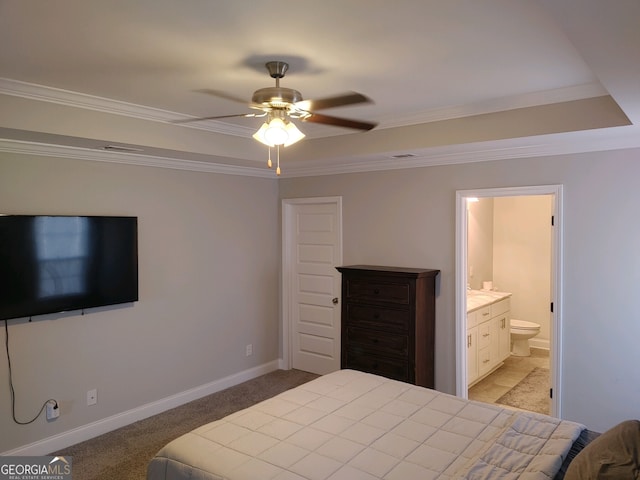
[529,338,550,350]
[2,360,281,456]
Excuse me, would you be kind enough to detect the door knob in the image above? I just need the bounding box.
[332,297,339,305]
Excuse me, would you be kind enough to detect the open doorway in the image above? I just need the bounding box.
[455,185,563,418]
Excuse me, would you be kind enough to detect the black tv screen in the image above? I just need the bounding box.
[0,215,138,321]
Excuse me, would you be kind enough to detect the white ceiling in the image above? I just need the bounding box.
[0,0,638,177]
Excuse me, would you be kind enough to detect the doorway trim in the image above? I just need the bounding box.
[281,196,343,371]
[455,185,564,417]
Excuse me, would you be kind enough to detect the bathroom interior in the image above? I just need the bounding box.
[466,194,553,415]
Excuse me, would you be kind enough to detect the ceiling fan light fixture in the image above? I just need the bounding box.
[283,120,305,147]
[253,116,305,148]
[264,117,289,145]
[252,121,274,147]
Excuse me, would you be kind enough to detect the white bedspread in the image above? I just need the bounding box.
[147,369,584,480]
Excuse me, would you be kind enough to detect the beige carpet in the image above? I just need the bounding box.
[50,369,318,480]
[496,367,550,415]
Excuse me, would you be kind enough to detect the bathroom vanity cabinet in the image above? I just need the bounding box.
[467,292,511,386]
[337,265,439,388]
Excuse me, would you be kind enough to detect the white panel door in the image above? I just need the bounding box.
[284,199,342,375]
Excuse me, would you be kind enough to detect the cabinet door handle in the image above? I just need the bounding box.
[483,333,490,337]
[373,288,380,295]
[482,312,490,317]
[467,335,472,348]
[332,297,339,305]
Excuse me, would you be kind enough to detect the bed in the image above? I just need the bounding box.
[147,369,607,480]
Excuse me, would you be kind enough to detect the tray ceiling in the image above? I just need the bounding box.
[0,0,638,177]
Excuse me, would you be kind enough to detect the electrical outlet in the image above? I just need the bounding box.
[87,388,97,406]
[245,344,253,356]
[46,400,59,420]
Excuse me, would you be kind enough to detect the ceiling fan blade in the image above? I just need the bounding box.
[171,113,257,124]
[296,92,372,112]
[304,112,377,131]
[195,89,249,104]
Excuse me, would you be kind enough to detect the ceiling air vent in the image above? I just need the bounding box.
[100,145,143,153]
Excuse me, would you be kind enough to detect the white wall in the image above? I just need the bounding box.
[0,152,280,453]
[279,149,640,433]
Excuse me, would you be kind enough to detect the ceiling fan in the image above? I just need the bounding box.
[178,61,377,132]
[175,61,377,174]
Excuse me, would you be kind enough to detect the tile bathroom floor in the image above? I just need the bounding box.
[468,348,550,404]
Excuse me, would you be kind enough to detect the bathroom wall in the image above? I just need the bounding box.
[493,195,552,348]
[467,195,552,348]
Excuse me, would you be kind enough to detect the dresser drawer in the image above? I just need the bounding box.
[345,304,410,331]
[343,348,409,382]
[346,326,408,357]
[345,279,410,305]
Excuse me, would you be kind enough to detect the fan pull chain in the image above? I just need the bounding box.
[267,147,272,168]
[276,145,281,176]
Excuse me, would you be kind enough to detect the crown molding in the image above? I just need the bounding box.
[0,139,273,178]
[280,125,640,177]
[1,76,636,180]
[3,125,639,179]
[0,77,253,137]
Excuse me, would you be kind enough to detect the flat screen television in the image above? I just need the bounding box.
[0,215,138,321]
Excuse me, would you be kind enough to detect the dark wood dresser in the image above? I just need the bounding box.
[336,265,440,388]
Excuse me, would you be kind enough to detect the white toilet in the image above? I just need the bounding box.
[510,319,541,356]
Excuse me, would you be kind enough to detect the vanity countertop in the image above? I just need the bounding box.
[467,289,512,313]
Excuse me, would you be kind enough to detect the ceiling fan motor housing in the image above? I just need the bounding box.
[252,61,304,108]
[252,87,303,107]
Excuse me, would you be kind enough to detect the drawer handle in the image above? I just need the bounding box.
[373,289,380,295]
[483,359,490,364]
[373,313,380,319]
[482,312,490,316]
[372,338,379,343]
[483,333,490,338]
